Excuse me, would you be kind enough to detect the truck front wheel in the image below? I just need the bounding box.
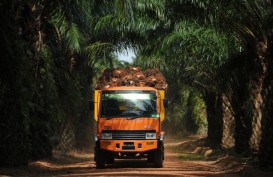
[95,149,105,168]
[153,142,164,168]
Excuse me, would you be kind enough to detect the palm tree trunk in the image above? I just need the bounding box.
[260,67,273,167]
[248,41,268,152]
[221,94,235,148]
[259,36,273,167]
[227,78,250,153]
[22,1,44,78]
[203,91,223,148]
[21,1,53,159]
[0,0,50,165]
[232,74,251,154]
[74,60,94,151]
[230,43,267,154]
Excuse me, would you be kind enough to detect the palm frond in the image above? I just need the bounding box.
[161,20,229,65]
[93,14,122,34]
[66,23,84,53]
[85,42,113,67]
[115,0,135,23]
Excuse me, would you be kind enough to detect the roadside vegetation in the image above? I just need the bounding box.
[1,0,273,170]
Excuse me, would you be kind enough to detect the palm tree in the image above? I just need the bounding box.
[212,0,273,160]
[134,12,231,145]
[0,0,69,165]
[42,0,165,152]
[0,0,32,166]
[168,0,273,165]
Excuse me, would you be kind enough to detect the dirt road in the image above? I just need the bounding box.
[1,138,272,177]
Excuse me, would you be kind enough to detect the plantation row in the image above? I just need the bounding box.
[1,0,273,168]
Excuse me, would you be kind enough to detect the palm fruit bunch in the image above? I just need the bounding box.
[95,66,167,90]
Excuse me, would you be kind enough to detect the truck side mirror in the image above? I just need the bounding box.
[163,99,168,108]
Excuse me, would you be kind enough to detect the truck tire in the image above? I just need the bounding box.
[95,150,105,169]
[147,153,154,163]
[154,142,164,168]
[154,152,163,167]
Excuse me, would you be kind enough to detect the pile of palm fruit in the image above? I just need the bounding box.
[95,67,167,90]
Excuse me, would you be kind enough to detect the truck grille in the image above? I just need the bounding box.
[102,130,156,140]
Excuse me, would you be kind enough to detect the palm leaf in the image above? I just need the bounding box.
[66,23,84,53]
[85,42,113,67]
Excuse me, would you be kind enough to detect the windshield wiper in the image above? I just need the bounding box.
[105,111,155,120]
[105,112,141,119]
[126,113,151,120]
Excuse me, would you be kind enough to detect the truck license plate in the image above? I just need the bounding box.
[122,142,135,150]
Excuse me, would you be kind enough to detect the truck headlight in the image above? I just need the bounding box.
[146,133,156,139]
[101,133,112,140]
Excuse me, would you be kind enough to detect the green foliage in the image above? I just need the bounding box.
[66,23,84,53]
[161,21,229,64]
[0,0,97,166]
[86,42,113,67]
[1,0,273,168]
[163,86,207,136]
[134,14,229,137]
[185,91,207,134]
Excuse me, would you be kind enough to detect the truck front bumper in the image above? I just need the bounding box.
[99,139,158,152]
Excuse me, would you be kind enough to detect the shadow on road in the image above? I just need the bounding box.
[1,137,273,177]
[106,159,154,168]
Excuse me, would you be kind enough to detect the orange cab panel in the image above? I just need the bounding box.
[98,118,160,132]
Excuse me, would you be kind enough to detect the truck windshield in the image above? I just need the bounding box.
[100,90,158,118]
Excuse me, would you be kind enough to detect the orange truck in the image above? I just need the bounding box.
[93,67,168,168]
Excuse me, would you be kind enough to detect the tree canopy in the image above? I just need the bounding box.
[1,0,273,168]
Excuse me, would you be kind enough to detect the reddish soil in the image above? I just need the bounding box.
[1,136,273,177]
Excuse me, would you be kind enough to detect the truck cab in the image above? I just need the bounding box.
[94,86,167,168]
